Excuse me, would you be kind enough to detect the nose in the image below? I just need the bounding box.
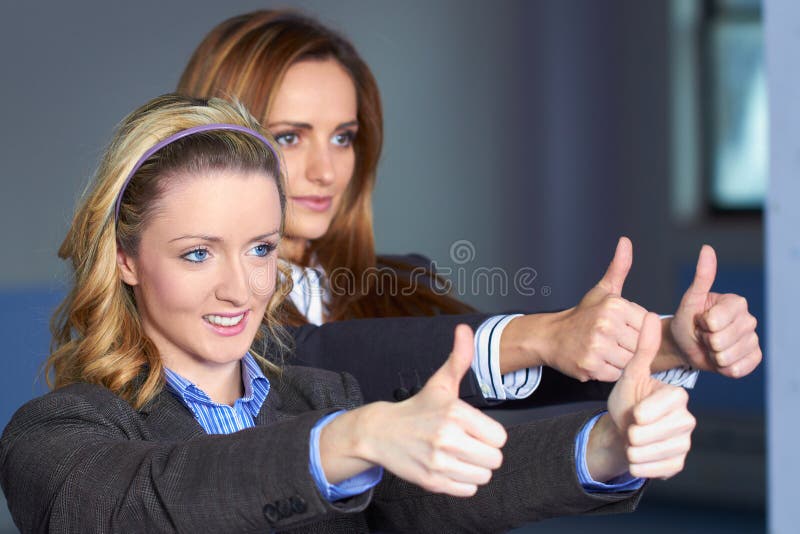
[215,256,250,307]
[305,139,336,186]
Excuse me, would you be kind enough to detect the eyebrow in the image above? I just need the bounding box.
[169,230,280,243]
[267,120,358,130]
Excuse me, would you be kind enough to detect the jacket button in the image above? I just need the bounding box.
[263,503,279,524]
[277,498,292,518]
[393,387,410,401]
[290,496,307,514]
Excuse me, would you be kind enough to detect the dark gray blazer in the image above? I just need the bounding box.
[290,313,614,408]
[0,365,640,533]
[287,253,614,409]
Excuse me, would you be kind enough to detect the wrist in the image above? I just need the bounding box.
[586,413,629,482]
[499,311,565,373]
[319,404,385,483]
[652,317,688,372]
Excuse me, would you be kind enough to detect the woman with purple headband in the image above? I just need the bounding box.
[0,94,696,532]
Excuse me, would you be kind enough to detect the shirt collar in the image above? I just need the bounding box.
[164,353,270,417]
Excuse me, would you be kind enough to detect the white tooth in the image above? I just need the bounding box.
[205,313,244,327]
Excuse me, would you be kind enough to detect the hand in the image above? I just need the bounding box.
[592,313,696,481]
[322,325,508,497]
[536,237,647,382]
[669,245,762,378]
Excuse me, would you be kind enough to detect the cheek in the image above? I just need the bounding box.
[336,151,356,191]
[138,258,207,314]
[281,152,302,196]
[248,258,278,304]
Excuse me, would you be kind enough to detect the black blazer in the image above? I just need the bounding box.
[289,316,614,408]
[0,365,640,533]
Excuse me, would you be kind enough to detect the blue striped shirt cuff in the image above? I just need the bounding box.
[473,314,541,400]
[309,411,383,501]
[575,412,645,492]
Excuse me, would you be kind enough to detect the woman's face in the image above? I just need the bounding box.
[267,58,358,261]
[117,170,281,383]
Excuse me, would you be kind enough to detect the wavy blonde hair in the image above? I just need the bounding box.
[47,94,291,409]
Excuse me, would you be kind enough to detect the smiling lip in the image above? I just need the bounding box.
[292,196,332,212]
[203,310,249,337]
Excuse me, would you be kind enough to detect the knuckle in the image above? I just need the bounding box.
[578,356,599,374]
[430,425,453,451]
[675,456,686,472]
[674,386,689,405]
[427,450,447,471]
[491,450,504,469]
[707,333,724,352]
[684,413,697,433]
[737,295,748,310]
[627,426,639,446]
[444,402,462,421]
[595,315,613,333]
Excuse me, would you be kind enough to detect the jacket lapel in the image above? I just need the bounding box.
[139,390,206,441]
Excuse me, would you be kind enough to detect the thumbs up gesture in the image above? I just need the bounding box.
[537,237,648,382]
[669,245,762,378]
[590,313,696,481]
[331,324,508,497]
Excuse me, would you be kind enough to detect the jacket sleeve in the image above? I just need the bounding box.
[367,409,643,533]
[0,383,371,534]
[287,314,491,406]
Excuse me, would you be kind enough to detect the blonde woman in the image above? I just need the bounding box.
[0,95,695,532]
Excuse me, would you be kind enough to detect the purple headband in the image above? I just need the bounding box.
[114,123,279,223]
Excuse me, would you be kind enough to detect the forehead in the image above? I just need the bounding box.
[270,58,357,121]
[151,169,281,237]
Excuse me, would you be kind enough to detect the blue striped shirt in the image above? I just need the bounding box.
[164,353,382,501]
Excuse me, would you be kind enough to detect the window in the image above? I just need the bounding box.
[705,0,766,211]
[671,0,766,217]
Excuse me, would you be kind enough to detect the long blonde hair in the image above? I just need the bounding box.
[178,10,474,323]
[47,94,290,409]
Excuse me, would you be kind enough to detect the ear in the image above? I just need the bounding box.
[116,247,140,286]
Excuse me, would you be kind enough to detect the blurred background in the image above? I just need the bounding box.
[0,0,773,532]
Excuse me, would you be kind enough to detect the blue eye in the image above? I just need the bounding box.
[183,248,209,263]
[275,132,299,147]
[332,130,356,147]
[250,243,276,257]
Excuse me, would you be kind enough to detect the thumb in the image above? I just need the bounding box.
[685,245,717,299]
[623,312,662,381]
[597,236,633,295]
[426,324,475,395]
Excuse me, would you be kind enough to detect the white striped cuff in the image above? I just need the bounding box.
[472,314,541,400]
